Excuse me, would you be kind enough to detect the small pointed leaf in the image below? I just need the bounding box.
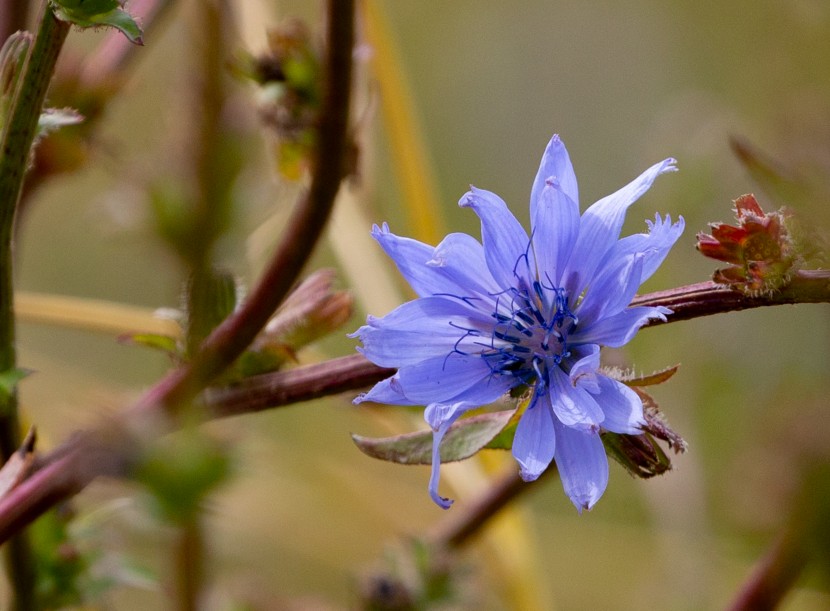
[616,364,680,387]
[0,368,32,403]
[352,410,515,465]
[118,333,180,359]
[0,428,36,499]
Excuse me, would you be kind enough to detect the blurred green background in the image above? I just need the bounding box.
[10,0,830,608]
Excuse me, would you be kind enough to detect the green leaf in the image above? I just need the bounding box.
[352,410,515,465]
[232,346,291,378]
[134,430,232,523]
[483,408,523,450]
[0,368,32,402]
[118,332,180,360]
[51,0,144,45]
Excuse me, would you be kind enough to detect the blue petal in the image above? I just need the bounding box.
[459,186,533,289]
[607,214,685,284]
[355,373,419,406]
[569,306,667,348]
[530,134,579,216]
[396,353,514,405]
[512,392,556,481]
[592,375,645,434]
[531,179,580,287]
[563,158,677,296]
[353,297,491,368]
[424,401,473,509]
[424,401,473,430]
[567,345,600,393]
[550,368,604,429]
[372,224,485,299]
[553,420,609,512]
[575,254,644,325]
[430,232,501,298]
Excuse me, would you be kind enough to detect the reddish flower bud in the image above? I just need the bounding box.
[696,194,796,293]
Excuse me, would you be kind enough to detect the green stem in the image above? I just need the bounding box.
[0,3,69,609]
[175,516,204,611]
[182,0,234,359]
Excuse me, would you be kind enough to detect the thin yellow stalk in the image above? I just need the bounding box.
[15,292,181,338]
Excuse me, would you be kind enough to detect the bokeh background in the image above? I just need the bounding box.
[9,0,830,608]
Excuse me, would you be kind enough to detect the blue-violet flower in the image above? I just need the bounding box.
[352,135,683,511]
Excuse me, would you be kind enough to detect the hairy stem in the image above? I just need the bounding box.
[632,275,830,323]
[204,354,394,417]
[0,3,69,608]
[0,273,828,546]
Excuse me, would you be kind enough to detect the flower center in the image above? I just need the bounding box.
[484,279,577,389]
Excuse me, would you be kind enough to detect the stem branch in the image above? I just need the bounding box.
[132,0,355,415]
[0,273,828,545]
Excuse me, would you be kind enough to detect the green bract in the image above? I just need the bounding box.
[51,0,144,45]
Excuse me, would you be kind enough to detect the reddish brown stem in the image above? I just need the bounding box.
[727,529,807,611]
[204,354,394,418]
[1,272,829,545]
[633,276,830,324]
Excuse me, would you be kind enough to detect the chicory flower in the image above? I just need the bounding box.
[352,135,683,511]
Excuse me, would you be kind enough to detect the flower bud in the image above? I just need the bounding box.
[696,194,797,293]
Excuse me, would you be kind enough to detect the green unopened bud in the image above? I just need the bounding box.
[0,32,32,130]
[602,431,672,478]
[234,18,321,180]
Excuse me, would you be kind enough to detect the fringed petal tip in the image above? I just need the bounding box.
[646,212,685,231]
[370,222,391,238]
[457,186,475,208]
[659,158,679,174]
